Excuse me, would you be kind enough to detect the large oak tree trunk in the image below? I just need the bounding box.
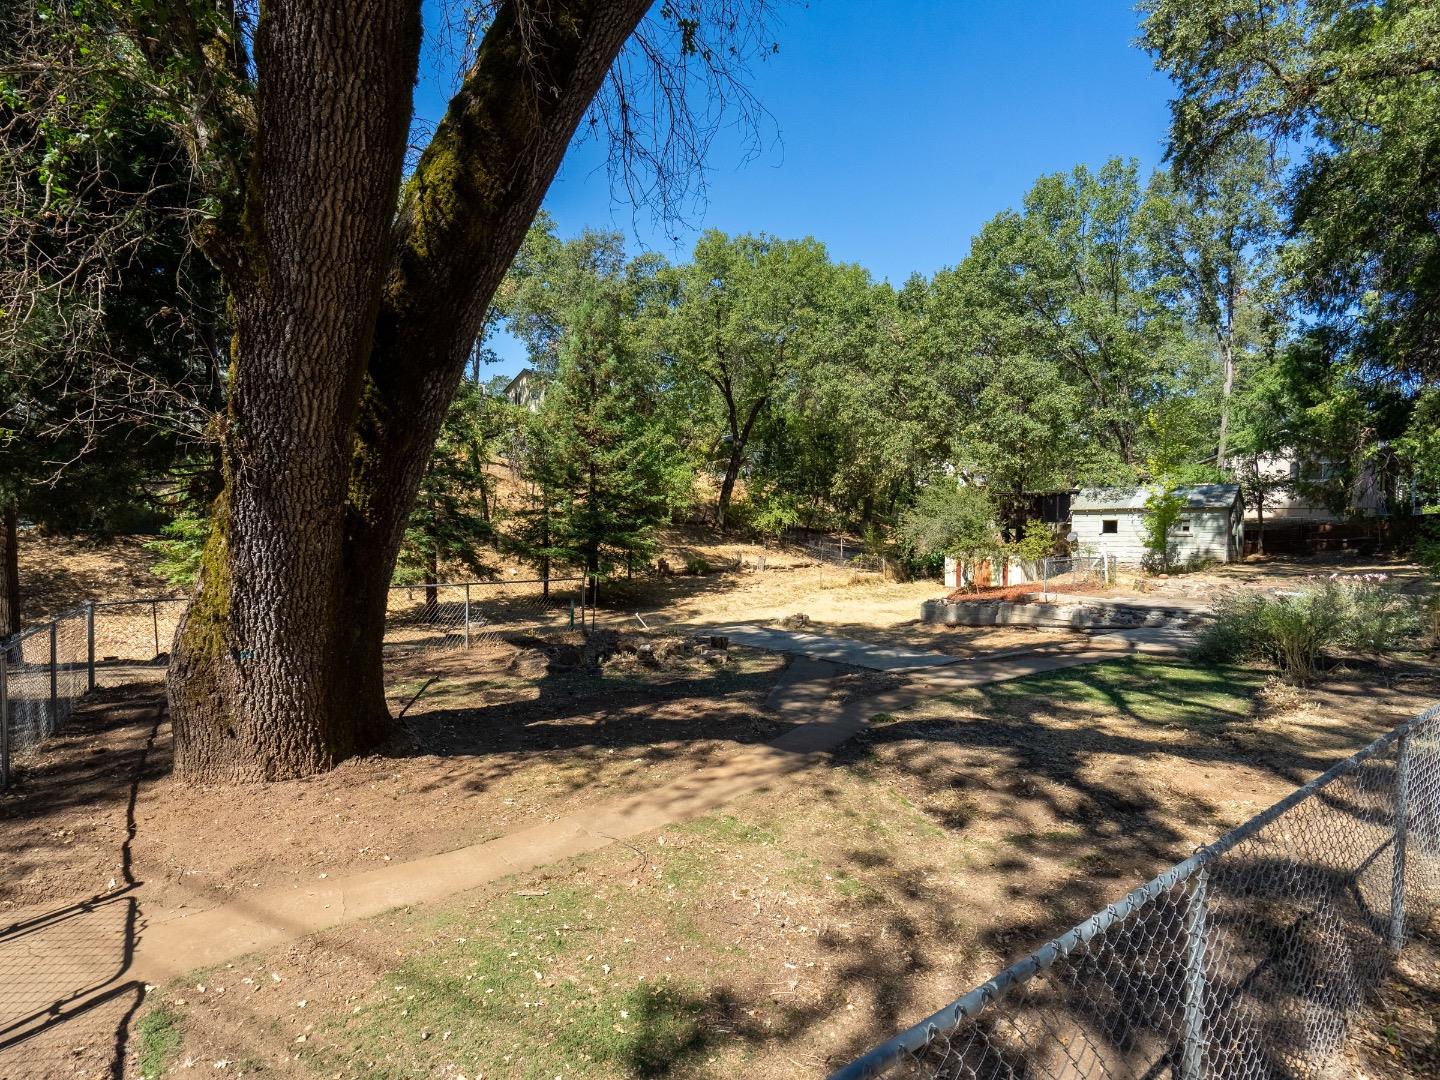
[332,0,649,724]
[167,0,651,781]
[167,0,422,782]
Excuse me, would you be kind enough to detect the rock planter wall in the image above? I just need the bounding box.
[921,597,1199,630]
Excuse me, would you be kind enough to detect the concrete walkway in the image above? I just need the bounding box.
[708,623,967,670]
[0,629,1176,1073]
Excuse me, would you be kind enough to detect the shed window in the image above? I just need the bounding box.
[1179,517,1192,533]
[1101,519,1118,534]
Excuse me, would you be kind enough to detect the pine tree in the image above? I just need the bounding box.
[395,380,500,603]
[514,286,688,579]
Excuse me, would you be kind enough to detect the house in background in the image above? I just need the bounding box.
[502,368,547,411]
[1071,483,1245,566]
[1237,452,1390,523]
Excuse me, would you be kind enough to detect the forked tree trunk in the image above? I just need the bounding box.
[0,502,20,637]
[330,0,648,715]
[715,397,765,529]
[167,0,650,781]
[167,0,423,782]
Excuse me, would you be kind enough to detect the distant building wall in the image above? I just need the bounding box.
[1241,453,1389,522]
[1071,487,1244,565]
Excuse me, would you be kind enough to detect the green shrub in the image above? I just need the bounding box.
[684,555,712,576]
[1416,522,1440,579]
[1141,486,1185,573]
[1010,519,1055,564]
[897,482,1001,562]
[1192,592,1268,666]
[145,509,209,588]
[1194,577,1427,684]
[1338,575,1430,658]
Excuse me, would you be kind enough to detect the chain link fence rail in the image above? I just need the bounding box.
[92,597,188,686]
[1040,555,1114,600]
[383,577,586,655]
[831,703,1440,1080]
[0,578,590,788]
[0,598,185,788]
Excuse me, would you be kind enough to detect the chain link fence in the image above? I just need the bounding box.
[0,598,186,787]
[383,577,587,654]
[1,580,591,788]
[831,703,1440,1080]
[1040,555,1114,600]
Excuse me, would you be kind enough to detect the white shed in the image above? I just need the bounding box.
[1071,484,1244,566]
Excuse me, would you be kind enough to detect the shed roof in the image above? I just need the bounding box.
[1071,483,1240,513]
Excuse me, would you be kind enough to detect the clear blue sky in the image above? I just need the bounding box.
[414,1,1175,376]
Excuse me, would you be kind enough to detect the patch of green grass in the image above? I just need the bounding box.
[555,980,710,1075]
[662,816,777,888]
[679,813,777,846]
[136,1004,184,1079]
[832,871,882,905]
[313,885,718,1079]
[975,656,1264,727]
[1003,824,1086,846]
[659,848,711,889]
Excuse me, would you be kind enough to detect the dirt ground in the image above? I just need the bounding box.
[594,553,1077,657]
[1114,550,1436,601]
[14,531,176,619]
[98,657,1440,1080]
[6,535,1438,1079]
[0,643,788,920]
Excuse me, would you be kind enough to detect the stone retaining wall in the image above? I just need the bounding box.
[921,597,1199,630]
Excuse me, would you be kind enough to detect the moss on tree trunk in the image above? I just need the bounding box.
[166,0,650,782]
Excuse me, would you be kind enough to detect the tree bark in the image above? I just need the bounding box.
[716,396,765,528]
[167,0,651,780]
[335,0,648,722]
[167,0,424,781]
[1217,335,1235,466]
[0,503,20,638]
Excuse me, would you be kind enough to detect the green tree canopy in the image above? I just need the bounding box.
[1143,0,1440,496]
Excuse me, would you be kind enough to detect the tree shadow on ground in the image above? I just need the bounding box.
[0,685,163,1077]
[380,650,792,799]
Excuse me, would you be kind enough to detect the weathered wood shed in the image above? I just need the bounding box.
[1070,484,1244,566]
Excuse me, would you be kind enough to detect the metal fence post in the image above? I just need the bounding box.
[48,619,58,732]
[1180,865,1210,1080]
[86,600,96,692]
[1389,731,1413,953]
[463,584,471,648]
[0,652,9,792]
[151,599,161,659]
